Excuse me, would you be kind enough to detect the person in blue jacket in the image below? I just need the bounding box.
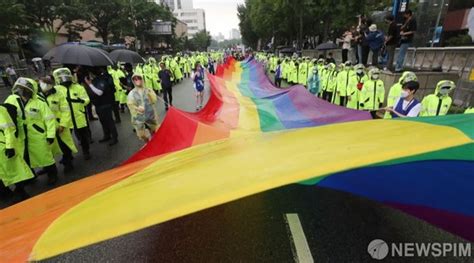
[365,24,385,67]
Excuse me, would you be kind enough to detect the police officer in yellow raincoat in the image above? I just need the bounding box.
[289,59,298,84]
[282,58,290,81]
[420,80,455,117]
[0,102,34,199]
[108,65,126,123]
[317,58,325,73]
[5,78,58,185]
[359,68,385,111]
[298,58,308,86]
[170,57,183,83]
[322,63,337,102]
[180,56,190,78]
[39,76,78,173]
[144,58,161,93]
[53,68,91,160]
[332,62,352,106]
[346,64,368,109]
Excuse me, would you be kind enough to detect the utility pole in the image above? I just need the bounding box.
[431,0,446,47]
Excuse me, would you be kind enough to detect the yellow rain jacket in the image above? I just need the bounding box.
[298,61,308,86]
[5,78,57,169]
[42,88,78,156]
[332,67,352,105]
[53,68,90,130]
[346,73,368,109]
[0,104,34,186]
[359,73,385,111]
[420,80,455,117]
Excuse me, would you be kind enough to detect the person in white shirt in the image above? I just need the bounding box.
[383,81,421,118]
[6,65,17,82]
[337,30,353,63]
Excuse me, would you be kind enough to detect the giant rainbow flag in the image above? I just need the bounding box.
[0,58,473,262]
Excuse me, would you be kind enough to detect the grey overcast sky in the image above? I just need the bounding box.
[193,0,244,38]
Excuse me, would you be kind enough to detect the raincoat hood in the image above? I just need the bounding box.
[13,77,38,99]
[435,80,455,96]
[368,68,380,79]
[53,68,74,85]
[148,57,157,64]
[354,64,365,71]
[398,71,417,85]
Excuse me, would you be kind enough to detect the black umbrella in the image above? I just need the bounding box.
[43,44,114,66]
[316,42,338,51]
[278,47,296,54]
[109,49,145,64]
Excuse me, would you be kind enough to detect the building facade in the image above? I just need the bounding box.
[156,0,205,38]
[229,29,241,40]
[411,0,473,47]
[144,19,188,49]
[173,9,206,38]
[158,0,193,11]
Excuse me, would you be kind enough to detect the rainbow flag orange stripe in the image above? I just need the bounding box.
[0,58,472,262]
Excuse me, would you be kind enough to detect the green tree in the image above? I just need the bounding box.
[239,0,393,50]
[19,0,82,44]
[79,0,127,44]
[237,1,258,49]
[446,33,473,47]
[190,30,211,51]
[0,0,28,39]
[133,0,175,48]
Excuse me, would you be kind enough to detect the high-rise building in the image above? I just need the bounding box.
[173,9,206,38]
[229,29,241,40]
[156,0,205,38]
[214,32,225,42]
[158,0,193,11]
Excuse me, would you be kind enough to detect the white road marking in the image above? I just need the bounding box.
[285,213,314,263]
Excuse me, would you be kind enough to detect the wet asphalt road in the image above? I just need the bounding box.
[45,185,472,263]
[2,77,473,262]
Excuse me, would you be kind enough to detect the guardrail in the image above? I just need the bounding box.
[402,47,474,80]
[303,46,474,80]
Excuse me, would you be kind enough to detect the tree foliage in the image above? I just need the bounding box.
[237,1,259,49]
[0,0,175,49]
[0,0,28,38]
[18,0,82,42]
[210,38,242,50]
[238,0,391,50]
[190,30,212,51]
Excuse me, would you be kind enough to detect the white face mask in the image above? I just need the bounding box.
[400,90,410,98]
[439,88,450,96]
[372,74,379,80]
[39,81,52,93]
[356,70,363,74]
